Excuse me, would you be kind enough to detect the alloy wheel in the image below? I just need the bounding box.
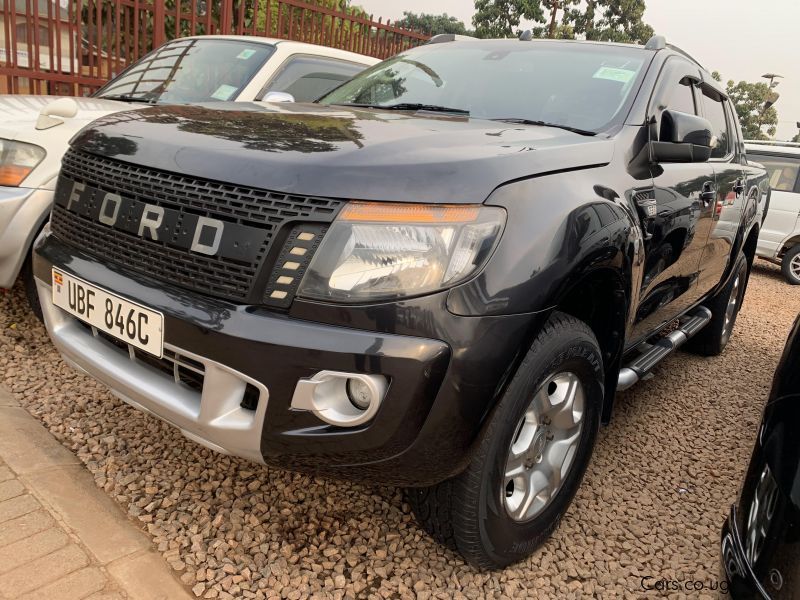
[791,254,800,282]
[503,372,585,522]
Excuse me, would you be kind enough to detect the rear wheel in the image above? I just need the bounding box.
[781,245,800,285]
[685,251,748,356]
[406,312,604,570]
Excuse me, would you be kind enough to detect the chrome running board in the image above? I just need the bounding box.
[617,306,713,391]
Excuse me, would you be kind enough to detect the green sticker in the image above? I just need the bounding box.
[236,49,257,60]
[593,66,636,83]
[211,84,238,101]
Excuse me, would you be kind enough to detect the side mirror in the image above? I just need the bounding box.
[36,97,79,130]
[651,109,714,163]
[261,91,296,103]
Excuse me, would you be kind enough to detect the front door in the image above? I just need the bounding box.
[630,57,714,343]
[695,87,746,296]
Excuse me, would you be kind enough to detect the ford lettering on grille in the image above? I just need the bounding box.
[54,179,268,262]
[49,149,344,303]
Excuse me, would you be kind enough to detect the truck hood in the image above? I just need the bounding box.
[73,102,616,204]
[0,95,131,142]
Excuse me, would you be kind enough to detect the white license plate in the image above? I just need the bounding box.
[52,269,164,357]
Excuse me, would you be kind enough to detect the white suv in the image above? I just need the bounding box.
[747,141,800,284]
[0,36,377,314]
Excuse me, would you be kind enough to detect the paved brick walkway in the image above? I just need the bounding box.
[0,386,190,600]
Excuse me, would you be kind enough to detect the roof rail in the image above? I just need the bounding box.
[644,35,666,50]
[427,33,479,44]
[744,140,800,148]
[428,33,457,44]
[665,43,705,69]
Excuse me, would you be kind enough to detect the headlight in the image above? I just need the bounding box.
[298,201,505,303]
[0,139,46,186]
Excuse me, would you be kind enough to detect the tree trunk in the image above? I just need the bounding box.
[548,0,559,38]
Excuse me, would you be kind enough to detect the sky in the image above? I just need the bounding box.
[356,0,800,140]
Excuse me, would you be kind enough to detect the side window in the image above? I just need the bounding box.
[649,59,701,141]
[750,154,800,192]
[263,56,365,102]
[701,90,730,159]
[667,78,696,115]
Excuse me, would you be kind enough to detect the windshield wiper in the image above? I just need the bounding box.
[99,94,157,104]
[333,102,469,115]
[489,118,597,136]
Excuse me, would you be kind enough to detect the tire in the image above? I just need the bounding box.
[781,245,800,285]
[406,312,604,570]
[685,251,748,357]
[21,255,43,322]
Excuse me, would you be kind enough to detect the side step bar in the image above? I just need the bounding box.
[617,306,713,391]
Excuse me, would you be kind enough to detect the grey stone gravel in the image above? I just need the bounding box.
[1,261,798,599]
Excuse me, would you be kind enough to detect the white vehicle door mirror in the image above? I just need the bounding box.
[36,97,79,130]
[261,91,296,103]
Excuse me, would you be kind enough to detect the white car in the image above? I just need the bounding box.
[747,141,800,284]
[0,36,377,313]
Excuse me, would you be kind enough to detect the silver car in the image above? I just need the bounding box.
[0,36,376,316]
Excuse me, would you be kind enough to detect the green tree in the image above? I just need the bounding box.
[792,132,800,143]
[394,11,470,35]
[472,0,545,38]
[716,75,779,140]
[473,0,652,42]
[586,0,654,43]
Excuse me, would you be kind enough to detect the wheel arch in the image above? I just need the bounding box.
[779,234,800,258]
[551,267,628,424]
[742,223,759,268]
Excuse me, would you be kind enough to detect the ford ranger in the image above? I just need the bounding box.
[33,35,768,569]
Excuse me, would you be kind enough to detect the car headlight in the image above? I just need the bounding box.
[0,139,46,186]
[298,201,505,303]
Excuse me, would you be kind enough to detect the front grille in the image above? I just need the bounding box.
[51,149,343,303]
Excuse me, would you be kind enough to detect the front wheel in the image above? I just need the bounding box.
[781,245,800,285]
[406,312,604,570]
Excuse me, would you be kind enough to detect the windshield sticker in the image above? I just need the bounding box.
[211,84,238,100]
[236,49,257,60]
[593,66,637,84]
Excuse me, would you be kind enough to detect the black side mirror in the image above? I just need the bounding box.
[651,109,714,163]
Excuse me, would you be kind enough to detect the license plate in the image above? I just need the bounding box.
[52,269,164,357]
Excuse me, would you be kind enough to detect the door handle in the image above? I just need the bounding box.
[700,182,715,207]
[733,178,745,195]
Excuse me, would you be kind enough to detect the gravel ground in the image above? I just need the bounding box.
[1,261,799,599]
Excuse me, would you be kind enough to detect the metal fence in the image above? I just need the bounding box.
[0,0,429,96]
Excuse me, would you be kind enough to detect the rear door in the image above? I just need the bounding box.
[630,57,714,341]
[695,87,746,295]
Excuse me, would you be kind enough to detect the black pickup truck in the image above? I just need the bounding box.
[33,35,768,569]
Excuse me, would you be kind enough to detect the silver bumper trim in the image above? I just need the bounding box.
[36,278,268,463]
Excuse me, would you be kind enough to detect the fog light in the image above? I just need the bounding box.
[346,378,372,410]
[290,371,388,427]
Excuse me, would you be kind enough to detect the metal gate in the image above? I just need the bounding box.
[0,0,429,96]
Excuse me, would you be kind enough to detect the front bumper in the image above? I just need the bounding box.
[0,185,53,287]
[34,233,539,485]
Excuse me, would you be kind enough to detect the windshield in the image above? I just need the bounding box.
[94,39,274,104]
[320,41,649,132]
